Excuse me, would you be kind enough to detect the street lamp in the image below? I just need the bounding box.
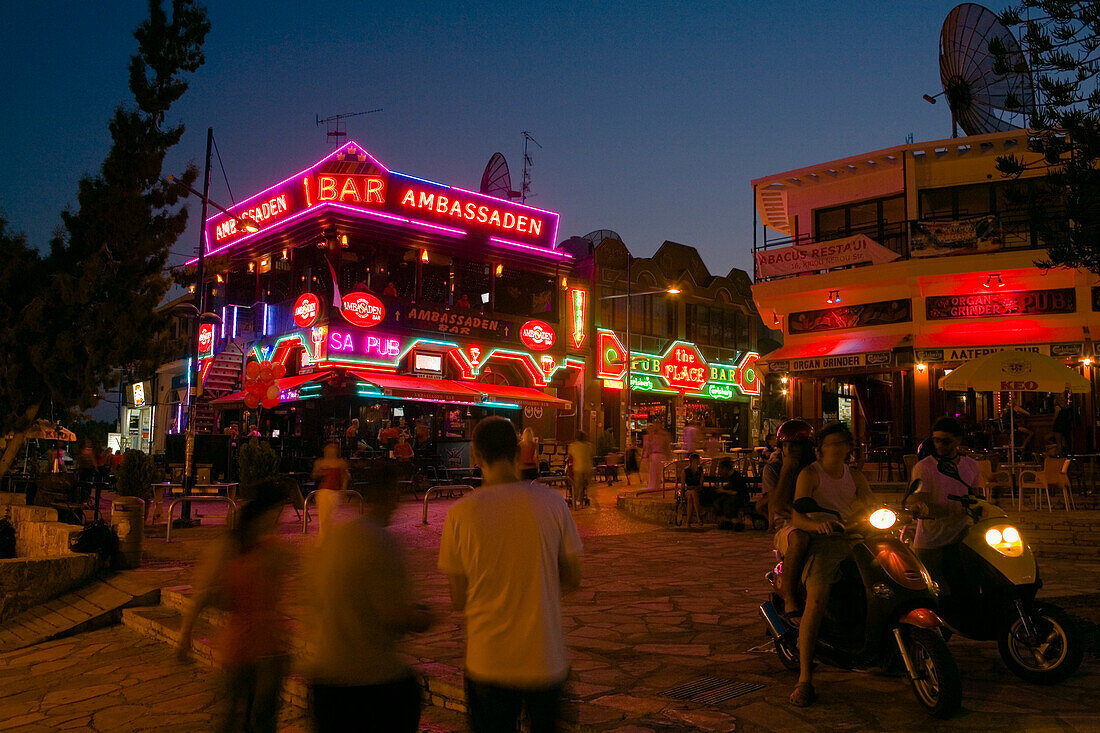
[599,257,681,451]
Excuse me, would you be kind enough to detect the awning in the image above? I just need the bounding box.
[760,334,906,372]
[472,382,572,410]
[914,324,1088,362]
[348,371,483,404]
[209,371,332,407]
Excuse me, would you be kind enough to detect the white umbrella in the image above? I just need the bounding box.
[939,350,1090,464]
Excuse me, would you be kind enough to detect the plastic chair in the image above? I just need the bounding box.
[1044,457,1075,510]
[977,460,1013,504]
[1017,469,1052,512]
[902,454,919,481]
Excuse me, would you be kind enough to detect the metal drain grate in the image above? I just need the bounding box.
[660,676,766,705]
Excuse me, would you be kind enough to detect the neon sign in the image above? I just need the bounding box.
[341,291,385,327]
[519,320,556,351]
[328,329,401,359]
[293,293,321,328]
[198,323,215,357]
[204,143,560,252]
[595,329,761,396]
[569,288,587,349]
[398,187,545,238]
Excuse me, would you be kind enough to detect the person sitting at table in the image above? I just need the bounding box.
[379,421,399,450]
[393,435,414,462]
[711,458,752,529]
[414,418,432,447]
[1001,403,1033,453]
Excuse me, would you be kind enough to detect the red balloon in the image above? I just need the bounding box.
[261,398,279,409]
[244,394,260,409]
[245,361,261,379]
[265,385,280,401]
[271,362,286,379]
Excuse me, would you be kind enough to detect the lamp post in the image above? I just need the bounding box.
[169,128,254,521]
[599,259,681,452]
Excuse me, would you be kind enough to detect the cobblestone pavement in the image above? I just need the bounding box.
[2,481,1099,731]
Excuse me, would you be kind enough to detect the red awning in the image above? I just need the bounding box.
[760,334,905,362]
[914,324,1085,350]
[209,371,332,407]
[348,371,483,404]
[472,382,572,410]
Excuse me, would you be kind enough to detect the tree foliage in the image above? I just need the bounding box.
[993,1,1100,272]
[0,1,209,472]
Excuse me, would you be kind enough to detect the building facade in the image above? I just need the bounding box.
[751,129,1096,453]
[160,141,586,464]
[564,233,765,451]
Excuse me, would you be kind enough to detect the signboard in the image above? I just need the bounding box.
[198,323,215,356]
[755,234,900,278]
[595,330,760,396]
[926,289,1076,320]
[519,320,555,351]
[293,293,321,327]
[327,328,402,360]
[405,306,513,339]
[916,343,1084,363]
[205,143,559,253]
[132,382,146,408]
[789,299,911,334]
[777,350,891,372]
[910,215,1001,258]
[412,351,444,375]
[569,288,587,349]
[341,291,385,327]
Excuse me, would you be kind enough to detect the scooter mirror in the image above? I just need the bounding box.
[902,478,923,505]
[937,459,961,482]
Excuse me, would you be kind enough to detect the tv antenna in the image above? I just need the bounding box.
[520,131,541,203]
[923,3,1034,137]
[315,108,383,147]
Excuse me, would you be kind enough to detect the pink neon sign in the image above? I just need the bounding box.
[204,142,560,253]
[327,329,402,360]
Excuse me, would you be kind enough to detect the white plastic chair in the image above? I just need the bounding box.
[1044,457,1075,510]
[1017,469,1052,512]
[977,460,1013,504]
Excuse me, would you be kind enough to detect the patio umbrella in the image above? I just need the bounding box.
[939,350,1090,464]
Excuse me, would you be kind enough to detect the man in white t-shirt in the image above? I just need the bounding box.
[910,417,980,608]
[439,417,583,733]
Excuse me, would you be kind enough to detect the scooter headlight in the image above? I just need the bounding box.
[985,525,1024,557]
[869,508,897,530]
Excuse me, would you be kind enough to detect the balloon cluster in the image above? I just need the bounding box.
[244,360,285,409]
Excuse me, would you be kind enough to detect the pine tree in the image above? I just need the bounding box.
[993,1,1100,272]
[0,1,210,475]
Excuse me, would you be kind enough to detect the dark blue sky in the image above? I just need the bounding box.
[2,1,971,278]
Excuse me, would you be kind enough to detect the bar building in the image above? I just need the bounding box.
[751,129,1096,452]
[164,142,585,463]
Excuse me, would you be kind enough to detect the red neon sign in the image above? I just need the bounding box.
[569,288,587,349]
[659,344,708,392]
[309,174,386,207]
[198,323,215,356]
[398,188,545,238]
[341,291,385,328]
[293,293,321,328]
[519,320,556,351]
[597,331,628,380]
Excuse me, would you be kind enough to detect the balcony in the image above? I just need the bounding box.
[753,210,1057,283]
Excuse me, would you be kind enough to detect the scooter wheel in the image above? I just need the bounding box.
[774,634,800,672]
[673,498,686,527]
[998,602,1083,684]
[903,627,961,719]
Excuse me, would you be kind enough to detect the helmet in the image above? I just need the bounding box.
[776,419,814,444]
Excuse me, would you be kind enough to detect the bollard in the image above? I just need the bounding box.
[111,496,145,569]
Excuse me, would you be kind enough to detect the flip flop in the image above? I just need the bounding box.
[789,682,816,707]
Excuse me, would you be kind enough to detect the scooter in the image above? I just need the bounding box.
[759,497,962,719]
[901,460,1083,684]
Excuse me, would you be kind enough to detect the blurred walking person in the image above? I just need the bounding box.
[439,417,583,733]
[567,431,594,507]
[312,442,349,542]
[643,423,671,491]
[308,461,435,732]
[177,479,290,733]
[519,427,539,480]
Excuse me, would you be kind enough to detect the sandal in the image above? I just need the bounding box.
[789,682,816,707]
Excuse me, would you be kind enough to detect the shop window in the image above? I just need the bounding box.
[454,258,491,311]
[495,269,555,317]
[420,262,451,305]
[815,194,906,255]
[372,247,416,298]
[226,265,254,305]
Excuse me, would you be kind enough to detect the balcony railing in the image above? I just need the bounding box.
[753,210,1054,283]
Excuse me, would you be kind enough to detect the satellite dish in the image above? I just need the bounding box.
[937,3,1034,136]
[582,230,623,246]
[480,153,520,200]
